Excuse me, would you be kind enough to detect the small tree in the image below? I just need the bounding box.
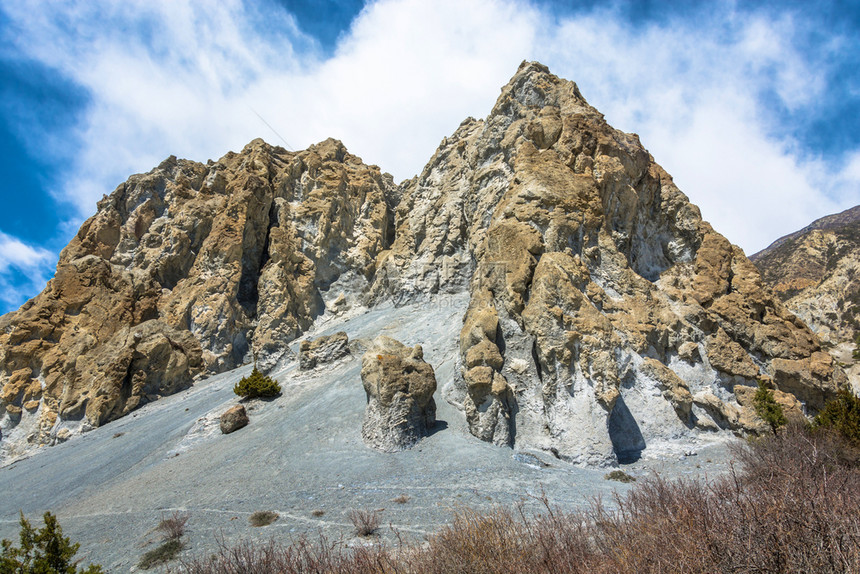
[0,511,103,573]
[814,388,860,443]
[753,380,786,434]
[233,367,281,399]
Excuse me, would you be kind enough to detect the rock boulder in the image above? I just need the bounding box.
[360,336,437,452]
[299,332,350,370]
[220,405,249,434]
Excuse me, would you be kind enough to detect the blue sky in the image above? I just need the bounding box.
[0,0,859,315]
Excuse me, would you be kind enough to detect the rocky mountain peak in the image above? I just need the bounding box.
[0,62,849,465]
[504,60,587,108]
[751,205,860,364]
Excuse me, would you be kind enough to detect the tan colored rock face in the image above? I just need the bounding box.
[367,61,845,464]
[299,332,349,371]
[750,205,860,388]
[0,61,847,464]
[1,138,394,454]
[360,336,437,452]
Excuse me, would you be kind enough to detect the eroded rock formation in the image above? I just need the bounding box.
[299,332,350,370]
[360,336,437,451]
[1,138,393,455]
[0,61,848,464]
[372,62,846,464]
[751,206,860,347]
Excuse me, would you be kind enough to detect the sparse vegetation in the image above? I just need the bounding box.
[348,509,380,537]
[157,511,189,541]
[139,539,183,570]
[138,511,189,570]
[0,511,103,573]
[176,423,860,573]
[248,511,279,527]
[604,470,636,483]
[753,380,787,433]
[232,367,281,399]
[178,537,394,573]
[814,387,860,444]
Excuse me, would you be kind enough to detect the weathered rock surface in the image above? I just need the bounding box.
[220,404,249,434]
[751,206,860,383]
[0,61,848,464]
[1,138,393,455]
[376,61,846,464]
[299,332,350,370]
[360,336,437,452]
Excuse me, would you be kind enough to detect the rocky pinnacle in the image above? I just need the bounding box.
[0,62,847,464]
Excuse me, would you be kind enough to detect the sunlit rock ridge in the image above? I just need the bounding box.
[751,205,860,389]
[751,205,860,348]
[0,62,847,464]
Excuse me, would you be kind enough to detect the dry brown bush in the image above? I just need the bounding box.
[176,424,860,573]
[157,511,189,541]
[587,424,860,573]
[348,509,381,537]
[178,536,398,574]
[401,503,596,574]
[248,511,279,527]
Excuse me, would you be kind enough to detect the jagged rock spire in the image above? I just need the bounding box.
[0,62,847,464]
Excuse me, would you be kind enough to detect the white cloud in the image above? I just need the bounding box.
[537,7,859,253]
[0,232,56,310]
[0,232,53,272]
[1,0,858,262]
[841,151,860,184]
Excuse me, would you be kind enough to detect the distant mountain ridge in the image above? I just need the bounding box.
[751,204,860,347]
[754,205,860,257]
[0,61,848,465]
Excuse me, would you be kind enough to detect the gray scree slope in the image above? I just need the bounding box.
[0,295,733,571]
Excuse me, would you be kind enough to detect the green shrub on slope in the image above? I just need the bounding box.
[753,381,786,434]
[0,512,102,573]
[233,367,281,399]
[814,388,860,443]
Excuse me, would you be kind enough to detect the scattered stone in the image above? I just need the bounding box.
[331,293,349,314]
[4,405,21,420]
[678,342,701,363]
[360,336,437,452]
[220,405,249,434]
[53,429,71,443]
[513,452,549,468]
[300,332,350,370]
